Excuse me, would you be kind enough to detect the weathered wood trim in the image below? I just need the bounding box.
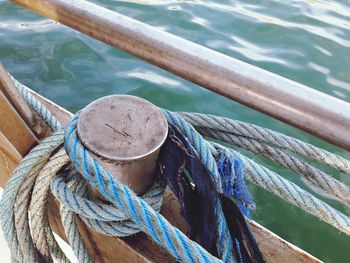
[0,89,37,156]
[0,131,21,187]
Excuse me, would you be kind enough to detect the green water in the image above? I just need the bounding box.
[1,0,350,262]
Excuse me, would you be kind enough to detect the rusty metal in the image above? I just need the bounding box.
[10,0,350,151]
[77,95,168,195]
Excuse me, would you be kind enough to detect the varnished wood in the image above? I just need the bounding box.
[0,89,37,156]
[0,64,35,130]
[0,131,21,186]
[0,66,51,139]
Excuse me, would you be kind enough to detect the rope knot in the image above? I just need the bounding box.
[52,113,166,238]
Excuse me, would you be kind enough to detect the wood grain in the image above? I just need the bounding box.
[0,89,37,156]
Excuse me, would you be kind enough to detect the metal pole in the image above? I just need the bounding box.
[11,0,350,151]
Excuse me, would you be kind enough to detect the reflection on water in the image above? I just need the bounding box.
[1,0,350,262]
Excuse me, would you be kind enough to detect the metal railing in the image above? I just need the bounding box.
[12,0,350,151]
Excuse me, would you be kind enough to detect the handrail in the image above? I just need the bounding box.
[11,0,350,151]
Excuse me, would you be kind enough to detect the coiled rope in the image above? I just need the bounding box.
[1,77,350,263]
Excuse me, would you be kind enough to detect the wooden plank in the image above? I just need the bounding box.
[0,64,35,130]
[0,131,21,186]
[0,66,52,139]
[0,89,37,156]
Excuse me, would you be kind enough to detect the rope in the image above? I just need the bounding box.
[30,148,70,262]
[180,112,350,175]
[198,127,350,206]
[1,76,350,263]
[59,170,93,263]
[0,131,64,262]
[9,74,62,131]
[163,110,234,262]
[51,169,164,237]
[62,113,224,263]
[210,142,350,236]
[1,114,224,262]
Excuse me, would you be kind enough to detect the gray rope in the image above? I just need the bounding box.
[8,74,62,131]
[51,172,165,237]
[199,127,350,206]
[60,171,93,263]
[0,131,65,262]
[30,148,70,263]
[2,76,350,263]
[180,112,350,175]
[209,142,350,235]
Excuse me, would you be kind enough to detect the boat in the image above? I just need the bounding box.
[1,0,349,262]
[0,69,322,263]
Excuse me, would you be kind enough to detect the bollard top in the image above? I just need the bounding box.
[77,95,168,161]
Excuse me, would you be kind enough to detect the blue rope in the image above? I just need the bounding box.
[63,113,223,263]
[1,76,257,262]
[3,75,350,263]
[163,110,238,262]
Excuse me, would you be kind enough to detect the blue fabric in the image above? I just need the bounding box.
[159,125,263,263]
[217,149,255,218]
[220,194,264,263]
[159,126,219,256]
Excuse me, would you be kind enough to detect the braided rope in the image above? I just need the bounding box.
[1,123,222,262]
[209,142,350,235]
[198,127,350,206]
[8,74,61,131]
[59,171,93,263]
[180,112,350,175]
[2,76,350,263]
[63,114,223,263]
[51,173,164,236]
[162,110,234,262]
[29,148,70,262]
[0,132,64,262]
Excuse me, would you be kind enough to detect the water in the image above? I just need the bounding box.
[1,0,350,262]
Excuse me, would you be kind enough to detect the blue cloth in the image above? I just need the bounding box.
[158,125,263,263]
[220,194,264,263]
[217,149,255,217]
[159,126,219,256]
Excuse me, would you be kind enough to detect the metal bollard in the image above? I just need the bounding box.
[77,95,168,196]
